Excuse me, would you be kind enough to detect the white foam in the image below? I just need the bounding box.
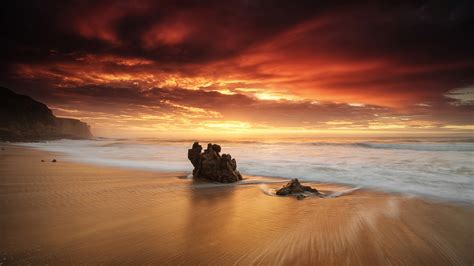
[258,184,277,196]
[324,187,361,198]
[16,138,474,203]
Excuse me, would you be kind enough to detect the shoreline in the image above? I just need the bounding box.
[0,144,472,264]
[7,142,473,206]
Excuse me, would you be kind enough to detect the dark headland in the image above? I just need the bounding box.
[0,87,92,141]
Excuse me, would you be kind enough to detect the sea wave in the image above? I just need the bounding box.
[15,138,474,203]
[353,142,474,151]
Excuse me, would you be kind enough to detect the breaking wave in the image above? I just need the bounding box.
[16,137,474,203]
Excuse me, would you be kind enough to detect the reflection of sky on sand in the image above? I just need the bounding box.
[0,146,471,264]
[183,178,238,259]
[156,178,470,265]
[237,187,470,265]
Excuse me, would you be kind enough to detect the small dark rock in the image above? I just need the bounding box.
[51,159,57,163]
[41,160,45,162]
[276,178,320,197]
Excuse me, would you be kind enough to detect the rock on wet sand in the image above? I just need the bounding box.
[276,178,321,199]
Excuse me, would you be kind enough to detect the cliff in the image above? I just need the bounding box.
[0,87,92,141]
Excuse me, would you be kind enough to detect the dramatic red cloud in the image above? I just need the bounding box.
[1,0,473,137]
[143,21,192,47]
[71,1,152,43]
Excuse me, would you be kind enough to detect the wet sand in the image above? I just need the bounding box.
[0,145,472,265]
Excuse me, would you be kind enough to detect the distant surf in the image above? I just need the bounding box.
[16,137,474,203]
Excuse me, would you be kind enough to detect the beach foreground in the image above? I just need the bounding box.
[0,145,472,265]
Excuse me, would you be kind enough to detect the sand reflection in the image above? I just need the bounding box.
[1,146,472,264]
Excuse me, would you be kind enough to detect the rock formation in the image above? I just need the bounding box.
[276,178,320,199]
[0,87,92,141]
[188,142,243,183]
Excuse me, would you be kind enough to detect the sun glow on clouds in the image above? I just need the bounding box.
[3,1,473,138]
[246,90,303,101]
[201,121,251,130]
[17,53,474,138]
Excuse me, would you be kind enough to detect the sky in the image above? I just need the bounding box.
[1,0,473,138]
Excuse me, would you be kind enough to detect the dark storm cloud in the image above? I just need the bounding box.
[0,0,473,133]
[1,0,472,64]
[0,0,329,66]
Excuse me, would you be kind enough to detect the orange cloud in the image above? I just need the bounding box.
[2,1,473,137]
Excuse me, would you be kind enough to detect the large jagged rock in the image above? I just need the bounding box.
[188,142,243,183]
[276,178,320,199]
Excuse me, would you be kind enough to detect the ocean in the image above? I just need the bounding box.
[16,137,474,203]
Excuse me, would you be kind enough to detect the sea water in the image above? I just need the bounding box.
[16,137,474,203]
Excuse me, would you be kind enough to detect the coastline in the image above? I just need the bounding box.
[14,138,474,204]
[0,144,472,264]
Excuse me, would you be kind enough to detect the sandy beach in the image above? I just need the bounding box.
[0,144,472,265]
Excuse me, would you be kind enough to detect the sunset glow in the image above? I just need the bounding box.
[1,2,473,264]
[1,0,473,138]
